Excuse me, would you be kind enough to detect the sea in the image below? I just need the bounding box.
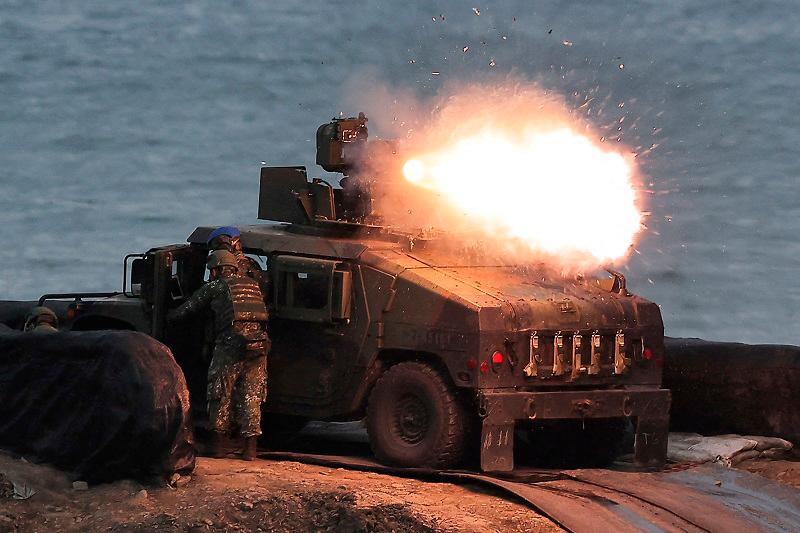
[1,1,798,344]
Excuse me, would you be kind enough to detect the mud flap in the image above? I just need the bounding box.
[634,416,669,468]
[478,389,670,472]
[480,422,515,472]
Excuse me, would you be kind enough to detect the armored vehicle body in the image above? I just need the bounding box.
[0,115,670,471]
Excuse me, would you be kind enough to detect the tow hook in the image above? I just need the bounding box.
[525,398,537,419]
[478,394,489,418]
[572,398,595,417]
[623,395,634,417]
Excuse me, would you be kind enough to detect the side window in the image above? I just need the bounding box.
[279,271,328,309]
[246,254,268,272]
[273,255,352,323]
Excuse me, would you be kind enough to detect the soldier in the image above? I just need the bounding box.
[23,306,58,333]
[205,226,269,362]
[206,226,262,280]
[168,250,270,461]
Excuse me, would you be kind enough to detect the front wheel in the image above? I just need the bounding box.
[366,361,470,468]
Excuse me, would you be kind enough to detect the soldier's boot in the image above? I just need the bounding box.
[208,432,226,459]
[242,436,258,461]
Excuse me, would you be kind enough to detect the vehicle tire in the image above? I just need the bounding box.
[366,361,470,469]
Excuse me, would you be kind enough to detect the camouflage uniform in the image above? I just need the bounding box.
[234,253,258,278]
[170,275,270,437]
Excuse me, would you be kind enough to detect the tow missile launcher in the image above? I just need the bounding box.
[316,111,369,173]
[8,113,671,472]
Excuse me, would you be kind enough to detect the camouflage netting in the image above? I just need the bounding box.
[0,326,195,482]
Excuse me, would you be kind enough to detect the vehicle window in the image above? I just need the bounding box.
[247,254,268,271]
[273,255,343,323]
[278,271,329,309]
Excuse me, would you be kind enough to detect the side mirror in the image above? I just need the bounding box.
[129,257,146,296]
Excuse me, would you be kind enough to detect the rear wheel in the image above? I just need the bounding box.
[366,361,470,468]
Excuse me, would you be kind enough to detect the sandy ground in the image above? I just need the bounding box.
[735,456,800,489]
[0,451,560,533]
[2,436,798,532]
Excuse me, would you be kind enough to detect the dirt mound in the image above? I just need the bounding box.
[107,490,434,532]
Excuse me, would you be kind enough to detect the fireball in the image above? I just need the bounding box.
[402,127,642,264]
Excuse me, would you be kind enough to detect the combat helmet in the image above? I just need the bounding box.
[24,306,58,331]
[207,226,242,253]
[207,250,239,271]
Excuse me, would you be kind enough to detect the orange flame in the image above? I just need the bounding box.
[402,127,641,264]
[381,84,644,268]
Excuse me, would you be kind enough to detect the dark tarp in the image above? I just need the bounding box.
[664,337,800,444]
[0,326,195,482]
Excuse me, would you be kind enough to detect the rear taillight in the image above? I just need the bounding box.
[491,351,504,365]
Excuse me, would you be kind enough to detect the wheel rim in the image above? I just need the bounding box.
[392,393,430,444]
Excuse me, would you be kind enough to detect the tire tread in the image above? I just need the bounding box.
[366,361,469,468]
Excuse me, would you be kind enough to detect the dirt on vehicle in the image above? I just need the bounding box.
[0,451,559,533]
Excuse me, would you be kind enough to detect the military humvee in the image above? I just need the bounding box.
[0,115,670,472]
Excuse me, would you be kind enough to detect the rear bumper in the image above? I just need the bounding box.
[478,388,671,472]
